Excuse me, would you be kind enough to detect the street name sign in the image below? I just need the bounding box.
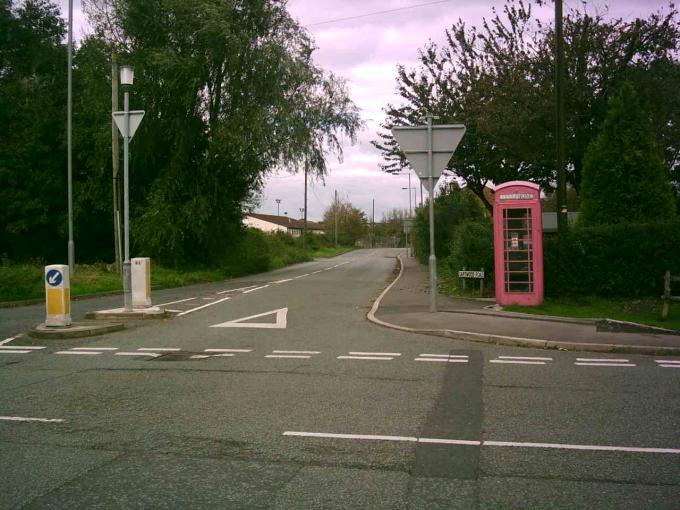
[458,270,484,279]
[391,124,466,180]
[112,110,145,139]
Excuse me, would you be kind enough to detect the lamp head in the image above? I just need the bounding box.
[119,65,134,87]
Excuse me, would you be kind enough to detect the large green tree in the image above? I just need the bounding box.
[0,0,67,261]
[373,1,680,211]
[84,0,361,264]
[578,83,677,226]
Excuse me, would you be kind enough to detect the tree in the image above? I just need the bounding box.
[80,0,361,265]
[322,199,367,246]
[373,1,680,210]
[578,83,677,226]
[0,0,67,261]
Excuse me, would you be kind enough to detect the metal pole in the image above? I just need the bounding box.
[555,0,568,235]
[67,0,75,275]
[123,90,132,311]
[334,189,338,247]
[276,198,281,216]
[407,173,412,257]
[426,114,437,312]
[371,198,375,248]
[112,53,121,274]
[303,165,308,250]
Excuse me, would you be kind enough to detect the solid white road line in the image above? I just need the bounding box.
[483,440,680,454]
[0,336,18,346]
[498,356,552,361]
[658,364,680,368]
[115,352,160,357]
[283,431,417,442]
[0,345,45,350]
[490,360,546,365]
[211,353,235,357]
[0,416,64,423]
[349,351,401,356]
[0,350,32,354]
[190,355,210,359]
[294,274,310,279]
[419,354,468,358]
[337,356,393,361]
[273,278,293,284]
[56,351,101,355]
[575,358,629,362]
[415,358,469,363]
[265,355,311,359]
[243,285,269,294]
[419,438,481,445]
[155,296,197,306]
[176,296,231,317]
[204,349,252,353]
[283,431,680,454]
[655,360,680,364]
[575,362,636,367]
[70,347,118,351]
[216,285,259,295]
[138,348,180,351]
[272,350,321,354]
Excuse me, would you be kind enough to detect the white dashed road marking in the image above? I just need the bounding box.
[138,348,180,351]
[265,355,312,359]
[498,356,552,361]
[283,431,680,454]
[115,352,160,357]
[337,356,394,361]
[0,345,45,350]
[272,350,321,355]
[0,416,64,423]
[243,285,269,294]
[0,350,32,354]
[490,360,547,365]
[204,349,252,353]
[349,352,401,356]
[176,296,231,317]
[70,347,118,351]
[56,351,101,355]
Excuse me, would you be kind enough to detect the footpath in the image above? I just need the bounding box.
[370,254,680,355]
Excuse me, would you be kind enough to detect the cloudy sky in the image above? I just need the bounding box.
[62,0,666,221]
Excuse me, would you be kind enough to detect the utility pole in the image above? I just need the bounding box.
[303,165,308,250]
[112,52,121,274]
[372,198,375,248]
[334,189,338,247]
[555,0,568,235]
[426,113,438,312]
[67,0,74,275]
[276,198,281,216]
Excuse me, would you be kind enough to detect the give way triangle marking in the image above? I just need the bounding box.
[210,308,287,329]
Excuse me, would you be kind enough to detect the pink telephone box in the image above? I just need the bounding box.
[493,181,544,306]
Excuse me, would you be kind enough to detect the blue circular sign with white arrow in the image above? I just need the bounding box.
[46,269,63,287]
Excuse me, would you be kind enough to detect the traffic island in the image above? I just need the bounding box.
[86,306,169,320]
[28,321,124,339]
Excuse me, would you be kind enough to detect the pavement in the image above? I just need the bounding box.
[372,254,680,354]
[1,248,679,509]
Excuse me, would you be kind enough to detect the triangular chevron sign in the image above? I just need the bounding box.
[210,308,288,329]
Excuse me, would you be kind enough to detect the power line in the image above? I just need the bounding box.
[304,0,454,28]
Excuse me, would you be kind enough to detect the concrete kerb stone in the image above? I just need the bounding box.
[28,321,124,339]
[366,254,680,356]
[86,306,169,320]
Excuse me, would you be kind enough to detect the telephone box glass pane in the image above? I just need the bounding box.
[503,208,534,293]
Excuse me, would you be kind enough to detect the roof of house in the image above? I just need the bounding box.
[246,213,324,230]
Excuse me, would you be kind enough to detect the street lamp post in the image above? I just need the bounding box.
[402,172,416,256]
[276,199,281,216]
[120,65,134,311]
[67,0,74,275]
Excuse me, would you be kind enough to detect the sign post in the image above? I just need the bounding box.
[113,97,144,311]
[392,118,466,312]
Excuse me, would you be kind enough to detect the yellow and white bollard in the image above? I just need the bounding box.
[131,257,152,308]
[45,264,71,327]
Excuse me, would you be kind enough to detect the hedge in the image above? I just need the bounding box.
[544,221,680,297]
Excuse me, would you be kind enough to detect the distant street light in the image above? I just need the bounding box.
[275,198,281,216]
[299,207,305,218]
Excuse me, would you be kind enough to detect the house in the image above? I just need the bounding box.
[243,213,326,237]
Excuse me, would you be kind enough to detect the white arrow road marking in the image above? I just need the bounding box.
[210,308,287,329]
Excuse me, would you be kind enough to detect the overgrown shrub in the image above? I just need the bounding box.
[412,183,488,264]
[544,221,680,297]
[447,221,494,276]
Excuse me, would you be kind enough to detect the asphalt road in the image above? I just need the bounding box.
[1,248,679,509]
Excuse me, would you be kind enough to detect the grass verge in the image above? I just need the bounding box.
[0,245,355,303]
[505,297,680,331]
